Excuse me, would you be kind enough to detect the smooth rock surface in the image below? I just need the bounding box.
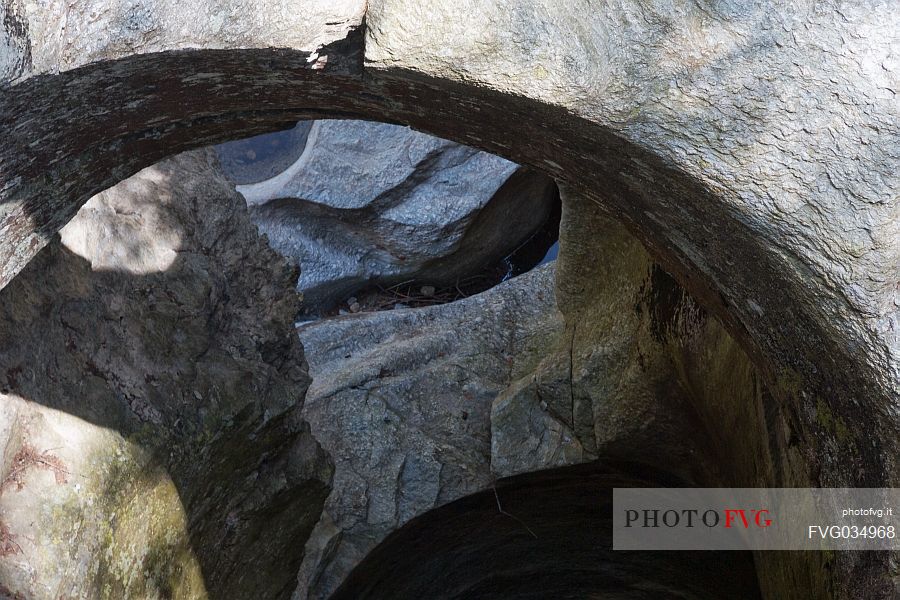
[239,119,558,313]
[1,7,895,521]
[0,149,332,600]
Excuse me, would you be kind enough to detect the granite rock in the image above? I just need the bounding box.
[239,119,557,313]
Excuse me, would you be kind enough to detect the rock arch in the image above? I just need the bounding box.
[0,1,897,598]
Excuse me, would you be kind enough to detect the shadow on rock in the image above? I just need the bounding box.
[0,149,332,600]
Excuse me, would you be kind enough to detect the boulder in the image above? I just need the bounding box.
[0,149,331,600]
[238,119,558,314]
[1,1,898,597]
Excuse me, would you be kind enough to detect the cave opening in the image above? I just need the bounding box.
[331,462,763,600]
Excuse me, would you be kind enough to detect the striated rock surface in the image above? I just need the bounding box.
[0,149,331,600]
[239,119,558,313]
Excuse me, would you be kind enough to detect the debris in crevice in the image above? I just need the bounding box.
[312,191,562,320]
[1,443,68,493]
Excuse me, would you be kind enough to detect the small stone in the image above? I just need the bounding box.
[420,285,436,297]
[349,302,361,313]
[347,296,358,305]
[539,400,548,411]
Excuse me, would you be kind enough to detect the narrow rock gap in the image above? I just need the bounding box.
[322,194,561,318]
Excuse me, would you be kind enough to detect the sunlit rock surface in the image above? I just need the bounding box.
[233,119,558,314]
[292,192,828,598]
[0,150,331,600]
[0,1,898,598]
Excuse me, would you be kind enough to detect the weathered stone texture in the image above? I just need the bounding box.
[289,188,891,598]
[240,119,557,312]
[8,0,365,79]
[0,149,331,600]
[0,1,897,598]
[1,1,895,462]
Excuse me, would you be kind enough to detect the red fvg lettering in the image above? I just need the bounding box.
[622,508,772,528]
[725,509,748,528]
[725,509,772,528]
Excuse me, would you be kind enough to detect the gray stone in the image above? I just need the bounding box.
[1,6,895,489]
[240,119,558,313]
[0,149,331,600]
[0,1,899,598]
[291,194,789,597]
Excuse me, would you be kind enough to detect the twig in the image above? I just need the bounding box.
[492,484,538,539]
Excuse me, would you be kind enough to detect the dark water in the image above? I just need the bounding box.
[215,121,313,184]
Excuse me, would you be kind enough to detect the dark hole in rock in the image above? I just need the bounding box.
[331,462,763,600]
[215,121,313,185]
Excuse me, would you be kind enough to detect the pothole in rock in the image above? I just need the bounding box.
[215,121,313,185]
[330,463,762,600]
[215,119,561,321]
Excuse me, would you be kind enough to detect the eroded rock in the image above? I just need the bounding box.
[0,149,331,600]
[286,185,885,598]
[239,119,558,313]
[294,262,558,598]
[292,190,815,598]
